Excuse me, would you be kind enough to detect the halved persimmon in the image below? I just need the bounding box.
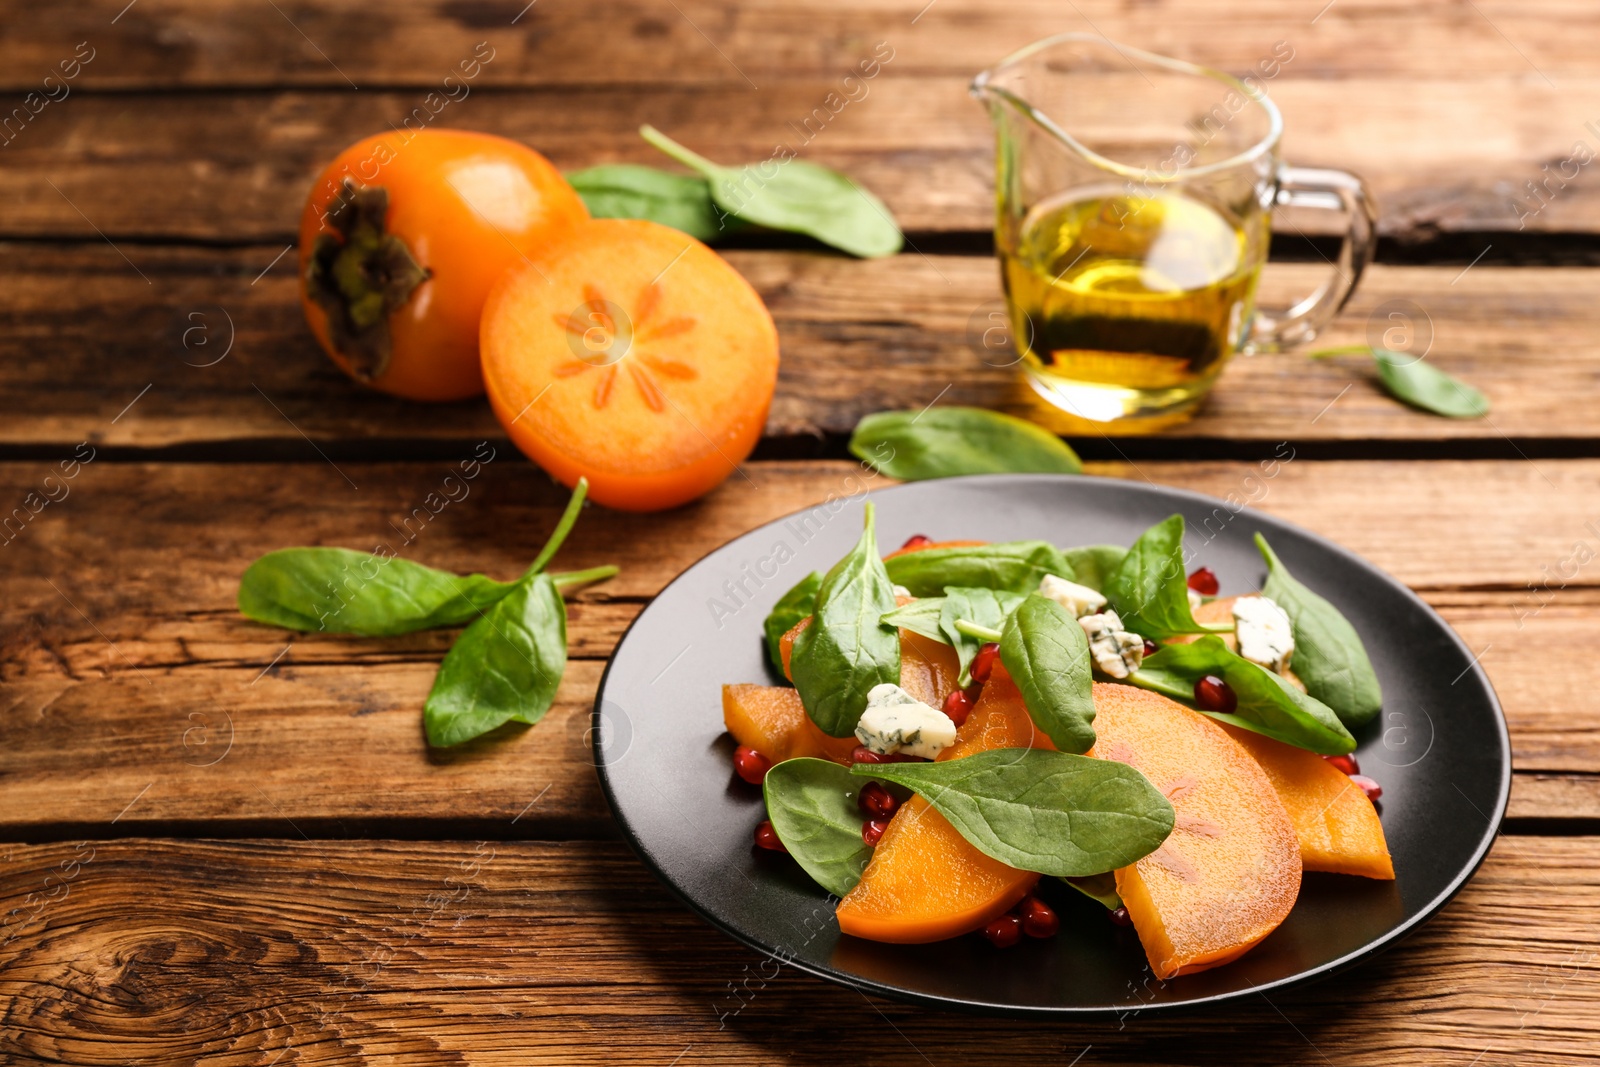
[835,665,1052,943]
[481,218,778,511]
[1220,725,1394,880]
[1090,683,1301,978]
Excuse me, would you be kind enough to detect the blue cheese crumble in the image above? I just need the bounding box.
[1038,573,1107,618]
[854,683,958,759]
[1077,609,1145,679]
[1232,595,1294,674]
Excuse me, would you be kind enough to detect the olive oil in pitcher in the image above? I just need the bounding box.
[1000,190,1266,419]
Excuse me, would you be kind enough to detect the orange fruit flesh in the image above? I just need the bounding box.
[835,666,1053,944]
[1220,725,1394,880]
[1091,683,1301,979]
[481,217,778,512]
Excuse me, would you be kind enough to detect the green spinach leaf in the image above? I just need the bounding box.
[885,540,1072,597]
[941,587,1025,686]
[998,595,1096,753]
[1313,345,1489,419]
[881,596,947,643]
[762,757,874,896]
[1130,635,1355,755]
[1105,515,1225,639]
[790,503,902,737]
[763,571,822,675]
[239,549,514,635]
[854,748,1173,877]
[848,407,1082,480]
[566,164,734,242]
[1373,347,1489,419]
[423,572,567,748]
[1255,533,1382,728]
[641,125,902,258]
[1061,544,1127,593]
[1062,872,1121,910]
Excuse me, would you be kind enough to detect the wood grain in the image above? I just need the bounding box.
[5,76,1596,239]
[3,459,1595,831]
[7,0,1594,89]
[3,244,1594,450]
[1,836,1597,1064]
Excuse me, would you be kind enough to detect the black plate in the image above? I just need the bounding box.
[592,475,1510,1016]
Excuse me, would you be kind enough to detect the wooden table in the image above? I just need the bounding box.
[3,2,1598,1062]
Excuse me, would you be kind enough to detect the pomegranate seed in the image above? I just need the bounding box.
[1350,774,1383,802]
[1187,567,1219,595]
[732,745,772,785]
[982,914,1023,948]
[1019,896,1060,939]
[1324,753,1360,776]
[1143,639,1159,657]
[858,781,900,818]
[1193,675,1237,714]
[862,817,890,846]
[964,682,983,702]
[900,534,933,550]
[970,643,1001,683]
[754,820,786,852]
[1109,906,1133,926]
[942,689,973,727]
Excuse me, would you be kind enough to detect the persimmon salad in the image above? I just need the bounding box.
[722,504,1392,979]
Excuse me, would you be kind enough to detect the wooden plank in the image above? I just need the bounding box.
[5,77,1597,239]
[3,459,1595,830]
[2,245,1593,449]
[0,836,1596,1064]
[5,0,1596,89]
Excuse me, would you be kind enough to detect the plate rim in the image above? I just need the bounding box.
[592,472,1512,1017]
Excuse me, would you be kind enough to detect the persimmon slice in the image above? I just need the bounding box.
[722,684,857,765]
[1220,725,1394,880]
[481,218,778,511]
[835,666,1052,943]
[1091,683,1301,978]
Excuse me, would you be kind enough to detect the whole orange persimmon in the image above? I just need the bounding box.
[298,129,588,401]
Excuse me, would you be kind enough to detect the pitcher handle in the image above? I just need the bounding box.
[1245,166,1377,353]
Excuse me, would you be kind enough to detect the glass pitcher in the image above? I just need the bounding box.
[971,34,1375,426]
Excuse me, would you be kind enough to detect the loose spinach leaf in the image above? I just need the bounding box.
[885,540,1072,598]
[790,503,902,737]
[1373,347,1490,419]
[848,407,1083,480]
[762,757,874,896]
[641,125,902,258]
[1062,872,1121,910]
[566,164,735,242]
[881,596,947,643]
[941,587,1025,686]
[1105,515,1225,639]
[239,477,597,636]
[998,595,1096,753]
[1313,345,1489,419]
[1061,544,1127,593]
[239,549,514,635]
[854,748,1173,877]
[763,571,822,675]
[423,572,567,748]
[1130,635,1355,755]
[1255,534,1382,728]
